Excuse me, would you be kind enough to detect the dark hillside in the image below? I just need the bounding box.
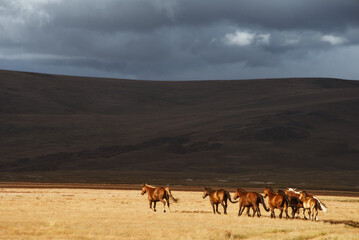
[1,70,358,189]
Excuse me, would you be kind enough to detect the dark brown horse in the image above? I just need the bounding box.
[203,187,237,214]
[233,189,269,217]
[263,187,290,219]
[141,184,178,212]
[279,190,303,219]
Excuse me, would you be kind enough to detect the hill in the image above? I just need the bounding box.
[0,70,358,189]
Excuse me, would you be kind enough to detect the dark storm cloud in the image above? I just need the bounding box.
[0,0,359,80]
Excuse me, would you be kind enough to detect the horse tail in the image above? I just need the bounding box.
[313,196,327,212]
[259,194,270,212]
[165,187,178,203]
[226,191,238,203]
[281,193,291,208]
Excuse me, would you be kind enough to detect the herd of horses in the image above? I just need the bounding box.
[141,184,327,221]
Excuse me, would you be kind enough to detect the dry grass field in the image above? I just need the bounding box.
[0,188,358,240]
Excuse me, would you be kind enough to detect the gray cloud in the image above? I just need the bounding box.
[0,0,359,80]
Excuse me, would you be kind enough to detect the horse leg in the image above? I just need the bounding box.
[291,207,297,219]
[252,206,257,217]
[161,199,166,213]
[224,200,228,214]
[303,209,307,220]
[153,202,157,212]
[314,208,318,221]
[166,196,170,210]
[149,201,152,210]
[285,205,290,219]
[247,207,252,217]
[221,202,227,215]
[279,207,283,219]
[271,208,275,218]
[216,203,221,214]
[256,205,261,218]
[238,205,244,216]
[211,203,215,214]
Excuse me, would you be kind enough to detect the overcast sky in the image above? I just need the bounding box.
[1,0,359,80]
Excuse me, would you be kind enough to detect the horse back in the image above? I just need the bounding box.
[270,194,286,207]
[248,192,260,204]
[285,190,300,198]
[241,192,259,206]
[210,190,226,203]
[149,187,166,201]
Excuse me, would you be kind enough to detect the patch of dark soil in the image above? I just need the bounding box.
[318,143,359,157]
[256,126,310,141]
[307,111,340,122]
[167,141,222,154]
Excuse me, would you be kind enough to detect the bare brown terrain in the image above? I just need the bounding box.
[0,69,358,189]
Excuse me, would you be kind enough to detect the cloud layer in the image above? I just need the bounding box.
[1,0,359,80]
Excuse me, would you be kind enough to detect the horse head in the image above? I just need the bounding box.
[141,184,147,195]
[203,187,210,199]
[263,186,272,198]
[299,191,308,200]
[233,189,240,200]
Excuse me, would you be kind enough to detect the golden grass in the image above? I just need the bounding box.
[0,188,358,240]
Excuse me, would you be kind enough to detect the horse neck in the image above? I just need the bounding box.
[209,190,218,198]
[145,185,155,196]
[300,194,308,201]
[267,190,276,199]
[236,190,245,197]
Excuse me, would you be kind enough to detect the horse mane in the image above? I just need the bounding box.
[277,190,286,195]
[236,188,247,192]
[144,184,156,188]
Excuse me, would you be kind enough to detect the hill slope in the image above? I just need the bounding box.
[0,70,358,188]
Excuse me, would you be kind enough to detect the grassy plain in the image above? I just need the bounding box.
[0,187,358,240]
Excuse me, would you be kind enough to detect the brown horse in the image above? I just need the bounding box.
[233,189,269,217]
[203,187,237,214]
[141,184,178,212]
[263,187,290,219]
[299,191,319,221]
